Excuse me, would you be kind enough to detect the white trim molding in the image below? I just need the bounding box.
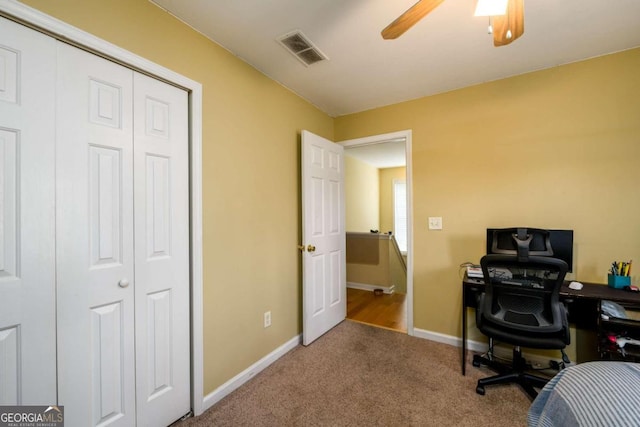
[202,335,301,411]
[0,0,205,416]
[346,231,391,240]
[347,281,395,294]
[412,327,562,369]
[413,327,484,351]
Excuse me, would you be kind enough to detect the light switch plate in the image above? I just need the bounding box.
[428,217,443,230]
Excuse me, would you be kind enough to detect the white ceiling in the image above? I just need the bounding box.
[345,139,407,169]
[151,0,640,117]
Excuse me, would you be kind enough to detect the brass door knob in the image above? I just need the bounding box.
[307,245,316,253]
[297,245,306,252]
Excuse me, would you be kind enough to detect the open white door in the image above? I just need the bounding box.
[301,130,346,345]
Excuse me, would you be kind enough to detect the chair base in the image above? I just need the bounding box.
[472,347,549,400]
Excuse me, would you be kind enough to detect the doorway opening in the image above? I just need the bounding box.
[340,131,413,334]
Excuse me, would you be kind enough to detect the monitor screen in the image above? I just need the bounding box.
[486,228,574,272]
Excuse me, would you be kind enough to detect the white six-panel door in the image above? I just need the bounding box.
[133,73,190,426]
[56,42,137,427]
[301,130,346,345]
[55,43,190,426]
[0,16,57,406]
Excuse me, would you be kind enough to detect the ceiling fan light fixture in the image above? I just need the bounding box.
[474,0,508,17]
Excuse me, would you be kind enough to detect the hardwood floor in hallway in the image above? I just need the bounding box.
[346,288,407,333]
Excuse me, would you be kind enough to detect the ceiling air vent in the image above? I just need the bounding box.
[277,30,328,67]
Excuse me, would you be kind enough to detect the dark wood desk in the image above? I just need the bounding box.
[461,277,640,375]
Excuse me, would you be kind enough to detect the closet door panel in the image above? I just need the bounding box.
[0,16,56,405]
[133,73,190,426]
[56,42,135,427]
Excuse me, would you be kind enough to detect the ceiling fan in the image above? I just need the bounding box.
[381,0,524,47]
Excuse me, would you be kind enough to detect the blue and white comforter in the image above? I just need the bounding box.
[528,362,640,427]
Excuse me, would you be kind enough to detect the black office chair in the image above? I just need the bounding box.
[472,232,571,400]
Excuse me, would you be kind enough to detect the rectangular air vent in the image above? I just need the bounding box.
[277,30,328,66]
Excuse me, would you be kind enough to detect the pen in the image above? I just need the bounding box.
[626,260,632,276]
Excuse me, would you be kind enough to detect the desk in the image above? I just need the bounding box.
[461,277,640,375]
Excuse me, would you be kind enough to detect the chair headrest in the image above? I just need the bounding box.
[490,227,554,262]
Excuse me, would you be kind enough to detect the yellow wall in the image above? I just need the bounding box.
[21,0,333,393]
[345,156,380,231]
[379,167,406,235]
[347,234,392,287]
[15,0,640,398]
[336,48,640,348]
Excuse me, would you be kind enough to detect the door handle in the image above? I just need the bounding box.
[298,245,306,252]
[307,245,316,253]
[118,278,130,288]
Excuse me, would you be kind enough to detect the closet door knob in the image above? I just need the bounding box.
[118,278,130,288]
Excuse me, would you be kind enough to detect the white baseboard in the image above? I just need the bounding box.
[412,327,561,368]
[201,334,301,412]
[347,281,395,294]
[200,326,561,415]
[489,346,562,368]
[413,327,489,353]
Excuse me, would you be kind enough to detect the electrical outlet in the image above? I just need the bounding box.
[428,216,443,230]
[264,311,271,328]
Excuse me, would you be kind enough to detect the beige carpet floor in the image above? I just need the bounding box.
[177,320,533,426]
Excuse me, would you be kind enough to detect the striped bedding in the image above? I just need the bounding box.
[528,362,640,427]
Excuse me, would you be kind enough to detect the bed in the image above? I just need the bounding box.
[528,361,640,426]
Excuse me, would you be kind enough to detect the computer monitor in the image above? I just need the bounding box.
[486,228,574,272]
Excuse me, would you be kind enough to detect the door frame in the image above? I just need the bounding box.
[339,130,414,335]
[0,0,206,416]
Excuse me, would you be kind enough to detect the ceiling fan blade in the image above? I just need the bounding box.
[492,0,524,46]
[381,0,446,40]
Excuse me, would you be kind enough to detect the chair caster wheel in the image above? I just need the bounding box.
[472,355,482,367]
[476,386,485,395]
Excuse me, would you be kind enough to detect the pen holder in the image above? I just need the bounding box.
[608,274,631,289]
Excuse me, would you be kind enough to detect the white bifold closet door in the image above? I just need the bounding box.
[0,17,57,406]
[56,42,190,426]
[132,69,190,427]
